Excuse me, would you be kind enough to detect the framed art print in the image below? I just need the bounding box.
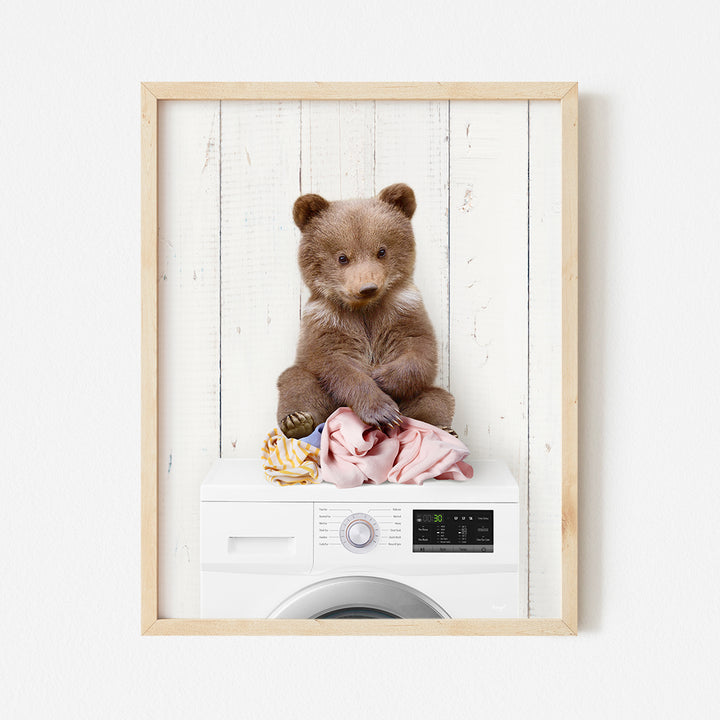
[141,82,578,635]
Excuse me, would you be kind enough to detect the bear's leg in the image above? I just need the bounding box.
[398,386,456,430]
[277,365,336,439]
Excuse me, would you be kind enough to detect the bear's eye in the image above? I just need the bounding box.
[377,247,386,258]
[338,254,349,265]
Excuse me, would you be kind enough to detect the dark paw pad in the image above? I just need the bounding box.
[280,411,315,439]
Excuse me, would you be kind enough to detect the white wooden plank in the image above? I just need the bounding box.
[448,100,529,615]
[374,101,450,389]
[528,100,563,618]
[220,101,303,457]
[301,100,376,200]
[157,100,220,618]
[299,100,377,312]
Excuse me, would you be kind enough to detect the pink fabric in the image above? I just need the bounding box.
[320,407,474,488]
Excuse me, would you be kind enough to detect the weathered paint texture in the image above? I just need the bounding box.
[157,100,562,619]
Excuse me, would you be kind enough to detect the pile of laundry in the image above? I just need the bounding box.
[261,407,473,487]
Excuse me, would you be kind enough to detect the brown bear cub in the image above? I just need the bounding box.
[277,183,455,440]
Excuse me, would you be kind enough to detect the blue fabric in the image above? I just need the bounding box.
[300,423,325,449]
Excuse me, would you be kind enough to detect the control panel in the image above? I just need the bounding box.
[317,505,402,552]
[313,502,513,573]
[413,510,493,552]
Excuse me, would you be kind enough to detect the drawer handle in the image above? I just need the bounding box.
[227,536,295,555]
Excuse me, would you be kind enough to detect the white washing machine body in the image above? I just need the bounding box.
[200,459,520,619]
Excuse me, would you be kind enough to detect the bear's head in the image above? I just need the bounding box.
[292,183,417,310]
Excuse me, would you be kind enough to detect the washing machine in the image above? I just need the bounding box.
[200,459,519,619]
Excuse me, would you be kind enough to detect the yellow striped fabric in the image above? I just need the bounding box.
[261,428,322,485]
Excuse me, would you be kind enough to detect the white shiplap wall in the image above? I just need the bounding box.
[157,99,562,619]
[157,101,221,617]
[220,101,303,458]
[448,101,530,607]
[528,100,563,618]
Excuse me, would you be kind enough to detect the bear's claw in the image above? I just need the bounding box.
[440,426,458,438]
[280,411,315,440]
[355,401,404,435]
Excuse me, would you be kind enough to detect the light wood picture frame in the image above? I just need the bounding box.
[141,82,578,636]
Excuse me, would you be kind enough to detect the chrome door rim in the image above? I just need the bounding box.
[268,576,449,619]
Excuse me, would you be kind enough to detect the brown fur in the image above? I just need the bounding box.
[277,183,455,436]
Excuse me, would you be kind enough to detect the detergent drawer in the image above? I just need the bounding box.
[201,501,313,574]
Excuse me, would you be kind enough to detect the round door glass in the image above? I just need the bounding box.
[316,607,400,619]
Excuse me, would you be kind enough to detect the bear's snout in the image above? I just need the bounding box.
[345,262,386,304]
[358,282,378,297]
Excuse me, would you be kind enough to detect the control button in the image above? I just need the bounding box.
[338,512,380,554]
[347,520,373,547]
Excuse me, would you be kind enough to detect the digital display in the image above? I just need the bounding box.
[412,509,494,553]
[417,513,444,523]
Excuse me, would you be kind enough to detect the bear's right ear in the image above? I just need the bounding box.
[293,194,330,231]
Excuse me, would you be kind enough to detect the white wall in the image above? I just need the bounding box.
[1,1,718,717]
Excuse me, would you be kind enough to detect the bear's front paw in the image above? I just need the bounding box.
[440,426,459,438]
[353,395,404,433]
[280,411,315,439]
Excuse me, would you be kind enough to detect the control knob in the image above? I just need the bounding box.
[339,513,379,553]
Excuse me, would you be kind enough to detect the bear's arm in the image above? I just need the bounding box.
[370,307,438,401]
[297,321,402,428]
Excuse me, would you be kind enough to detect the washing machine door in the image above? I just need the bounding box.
[269,576,449,619]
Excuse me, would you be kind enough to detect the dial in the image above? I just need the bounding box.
[339,513,379,554]
[347,519,373,547]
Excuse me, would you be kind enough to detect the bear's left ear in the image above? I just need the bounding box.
[378,183,416,219]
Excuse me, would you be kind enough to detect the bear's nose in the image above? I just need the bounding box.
[358,283,378,297]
